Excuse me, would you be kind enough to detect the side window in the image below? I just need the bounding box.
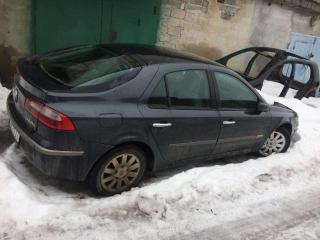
[248,53,273,78]
[215,72,258,109]
[148,78,168,107]
[166,70,211,108]
[225,51,274,78]
[226,51,256,74]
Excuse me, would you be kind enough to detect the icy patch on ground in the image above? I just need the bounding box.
[1,84,320,239]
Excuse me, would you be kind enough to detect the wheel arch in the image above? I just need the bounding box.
[258,121,292,156]
[278,122,292,134]
[113,141,155,171]
[85,140,156,181]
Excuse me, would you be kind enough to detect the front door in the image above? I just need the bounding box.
[140,65,220,164]
[213,71,271,153]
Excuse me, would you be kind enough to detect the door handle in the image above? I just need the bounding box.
[153,123,172,128]
[223,120,236,125]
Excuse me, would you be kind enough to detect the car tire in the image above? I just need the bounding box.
[88,146,146,196]
[258,127,291,157]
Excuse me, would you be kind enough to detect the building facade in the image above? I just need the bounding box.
[1,0,320,87]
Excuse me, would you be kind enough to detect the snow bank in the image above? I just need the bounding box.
[0,84,320,239]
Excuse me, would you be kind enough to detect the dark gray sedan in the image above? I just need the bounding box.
[7,44,298,195]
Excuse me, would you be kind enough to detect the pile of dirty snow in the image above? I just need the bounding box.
[0,85,10,128]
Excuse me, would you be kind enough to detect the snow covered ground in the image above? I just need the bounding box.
[0,84,320,240]
[261,81,298,98]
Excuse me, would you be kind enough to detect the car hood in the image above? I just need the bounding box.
[270,101,298,117]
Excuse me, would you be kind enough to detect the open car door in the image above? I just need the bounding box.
[217,47,320,99]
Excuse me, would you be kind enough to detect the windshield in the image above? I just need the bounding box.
[39,46,141,90]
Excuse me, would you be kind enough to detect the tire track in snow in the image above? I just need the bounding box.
[176,188,320,240]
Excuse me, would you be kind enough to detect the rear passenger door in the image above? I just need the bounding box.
[140,64,220,164]
[212,71,271,153]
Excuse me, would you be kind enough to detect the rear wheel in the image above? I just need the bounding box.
[89,146,146,196]
[258,128,291,156]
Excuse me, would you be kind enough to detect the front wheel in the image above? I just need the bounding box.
[258,128,291,156]
[89,146,146,196]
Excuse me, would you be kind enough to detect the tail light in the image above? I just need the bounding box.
[25,98,75,131]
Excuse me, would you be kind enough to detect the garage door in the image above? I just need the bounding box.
[32,0,160,53]
[286,32,320,96]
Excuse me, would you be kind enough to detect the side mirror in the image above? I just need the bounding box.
[257,102,269,112]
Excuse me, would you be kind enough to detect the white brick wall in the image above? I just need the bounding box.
[157,0,320,60]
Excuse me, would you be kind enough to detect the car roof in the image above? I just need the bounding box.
[32,43,223,67]
[99,43,222,66]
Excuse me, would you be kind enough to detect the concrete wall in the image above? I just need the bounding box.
[251,1,320,49]
[157,0,320,60]
[157,0,256,59]
[0,0,30,88]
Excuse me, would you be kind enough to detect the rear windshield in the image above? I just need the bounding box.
[39,46,141,90]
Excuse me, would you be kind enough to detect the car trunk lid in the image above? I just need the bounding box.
[13,59,63,132]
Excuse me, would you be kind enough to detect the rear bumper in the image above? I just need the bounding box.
[9,109,84,157]
[7,94,94,181]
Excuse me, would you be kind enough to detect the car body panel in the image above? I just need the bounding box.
[139,63,221,165]
[206,65,273,153]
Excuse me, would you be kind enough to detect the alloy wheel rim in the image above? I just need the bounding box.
[101,153,141,192]
[259,131,286,156]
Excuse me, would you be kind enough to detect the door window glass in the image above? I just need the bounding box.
[148,78,167,107]
[248,53,273,78]
[215,72,258,109]
[226,51,274,78]
[226,51,256,74]
[166,70,211,108]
